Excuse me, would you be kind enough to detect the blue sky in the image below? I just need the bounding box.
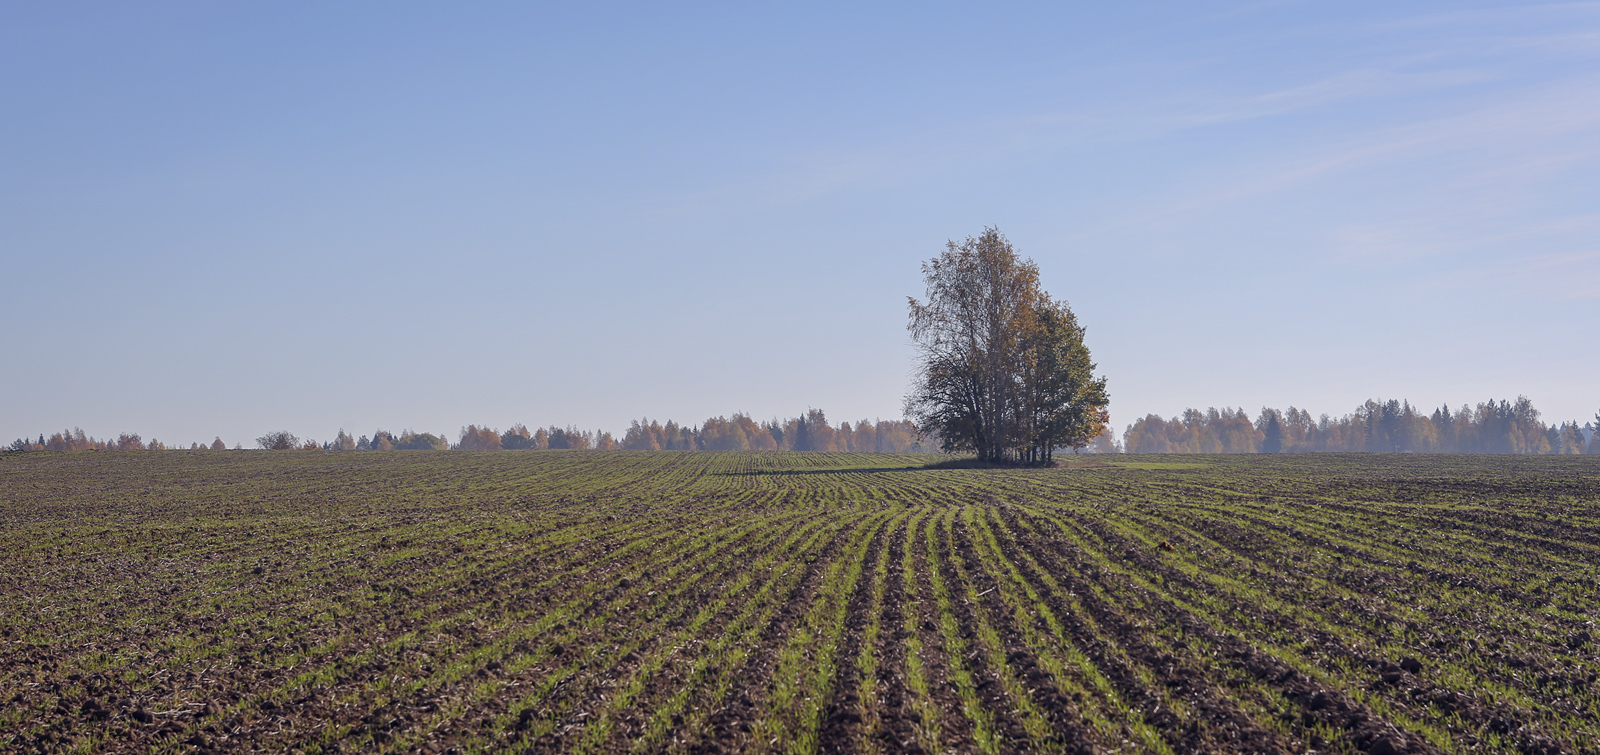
[4,2,1598,446]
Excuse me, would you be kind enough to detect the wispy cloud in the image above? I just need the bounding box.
[635,0,1600,302]
[688,66,1495,211]
[1121,67,1496,133]
[1429,248,1600,300]
[725,54,1584,212]
[1062,72,1600,236]
[1372,2,1600,33]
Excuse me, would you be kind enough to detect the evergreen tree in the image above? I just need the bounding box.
[1258,409,1284,453]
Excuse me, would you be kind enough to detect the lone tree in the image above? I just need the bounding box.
[906,227,1108,464]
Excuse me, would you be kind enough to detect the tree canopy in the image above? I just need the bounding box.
[1125,398,1595,455]
[256,431,300,451]
[906,227,1108,464]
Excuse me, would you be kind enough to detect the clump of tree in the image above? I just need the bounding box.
[618,411,930,452]
[500,424,538,449]
[905,227,1109,464]
[6,410,937,455]
[395,431,447,450]
[620,419,702,450]
[545,426,615,450]
[1122,408,1268,454]
[435,411,932,452]
[457,425,503,451]
[1124,398,1599,454]
[622,415,776,451]
[354,430,448,451]
[256,431,301,451]
[6,430,228,452]
[454,424,618,450]
[5,429,110,451]
[1086,426,1122,454]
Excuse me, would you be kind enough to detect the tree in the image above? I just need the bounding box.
[544,426,591,450]
[210,437,227,450]
[851,420,876,453]
[906,227,1106,464]
[502,424,536,449]
[788,415,811,451]
[1257,409,1284,453]
[393,431,448,451]
[803,409,835,452]
[622,420,662,450]
[1022,298,1109,460]
[1127,397,1595,455]
[458,425,503,451]
[1088,426,1121,453]
[257,431,300,450]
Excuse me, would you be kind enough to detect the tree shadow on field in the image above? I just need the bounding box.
[716,457,1106,477]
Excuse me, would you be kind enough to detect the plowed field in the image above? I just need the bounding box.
[2,451,1598,754]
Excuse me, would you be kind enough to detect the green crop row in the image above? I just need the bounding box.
[1,450,1596,754]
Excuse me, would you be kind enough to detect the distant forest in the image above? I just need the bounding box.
[1124,397,1599,455]
[11,400,1598,455]
[450,410,930,453]
[4,410,935,454]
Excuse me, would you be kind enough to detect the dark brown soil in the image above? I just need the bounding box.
[2,450,1596,754]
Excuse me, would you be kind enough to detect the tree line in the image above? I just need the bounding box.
[1123,398,1600,454]
[5,429,227,452]
[5,410,933,453]
[12,400,1594,455]
[456,410,931,452]
[619,411,929,452]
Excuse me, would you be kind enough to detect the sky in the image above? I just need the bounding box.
[4,2,1599,447]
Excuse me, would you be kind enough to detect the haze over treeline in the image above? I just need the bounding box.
[12,397,1597,456]
[457,411,931,453]
[5,410,934,454]
[1126,397,1599,455]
